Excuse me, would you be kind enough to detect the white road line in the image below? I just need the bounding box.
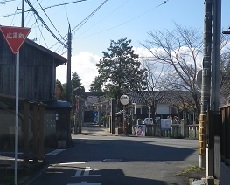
[72,167,101,177]
[58,162,86,165]
[46,149,65,155]
[75,170,82,177]
[83,167,90,176]
[67,182,101,185]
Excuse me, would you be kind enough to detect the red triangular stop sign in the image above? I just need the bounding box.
[0,26,31,54]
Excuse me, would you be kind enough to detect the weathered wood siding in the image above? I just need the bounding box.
[0,33,65,101]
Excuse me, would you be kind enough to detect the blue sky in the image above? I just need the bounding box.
[1,0,230,90]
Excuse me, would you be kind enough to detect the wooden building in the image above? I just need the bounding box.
[0,32,70,161]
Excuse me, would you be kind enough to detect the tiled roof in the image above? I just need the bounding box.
[128,91,193,106]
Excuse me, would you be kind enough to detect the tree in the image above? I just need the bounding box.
[56,79,65,100]
[133,60,166,123]
[143,24,230,122]
[89,76,103,92]
[142,24,203,122]
[96,38,147,101]
[220,33,230,102]
[71,72,85,109]
[72,72,81,89]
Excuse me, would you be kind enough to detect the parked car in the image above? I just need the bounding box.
[143,118,153,125]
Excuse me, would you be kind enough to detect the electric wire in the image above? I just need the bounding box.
[25,0,66,47]
[3,0,88,17]
[71,0,109,34]
[34,17,48,47]
[9,7,18,25]
[0,0,15,4]
[36,0,66,41]
[62,0,70,25]
[49,0,109,50]
[76,0,130,39]
[80,0,169,39]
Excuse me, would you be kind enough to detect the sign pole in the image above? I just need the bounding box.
[0,25,31,185]
[15,52,19,185]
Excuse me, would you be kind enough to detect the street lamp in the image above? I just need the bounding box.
[120,94,129,135]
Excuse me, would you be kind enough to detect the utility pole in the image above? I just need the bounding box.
[207,0,221,178]
[199,0,213,169]
[66,24,72,103]
[200,0,221,181]
[22,0,24,27]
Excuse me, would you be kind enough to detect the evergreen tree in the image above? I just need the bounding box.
[96,38,147,100]
[90,76,103,92]
[71,72,85,108]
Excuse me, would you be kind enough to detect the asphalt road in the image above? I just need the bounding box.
[30,133,199,185]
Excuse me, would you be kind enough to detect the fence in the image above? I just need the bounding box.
[220,105,230,165]
[135,122,199,139]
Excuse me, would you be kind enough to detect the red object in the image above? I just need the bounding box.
[0,26,31,54]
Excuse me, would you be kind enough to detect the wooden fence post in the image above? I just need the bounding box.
[23,100,30,163]
[32,103,39,163]
[38,103,45,161]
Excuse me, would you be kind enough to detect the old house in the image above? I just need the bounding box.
[0,32,70,161]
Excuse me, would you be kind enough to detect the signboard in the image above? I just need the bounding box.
[161,119,172,130]
[0,26,31,54]
[0,25,31,185]
[136,125,146,136]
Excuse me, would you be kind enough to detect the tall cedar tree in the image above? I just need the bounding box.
[72,72,85,108]
[90,76,103,92]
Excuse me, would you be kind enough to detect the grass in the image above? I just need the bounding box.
[181,166,203,175]
[177,165,205,179]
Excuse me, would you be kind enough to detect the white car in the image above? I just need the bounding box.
[143,118,153,125]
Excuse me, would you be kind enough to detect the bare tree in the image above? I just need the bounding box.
[136,60,166,123]
[142,24,203,122]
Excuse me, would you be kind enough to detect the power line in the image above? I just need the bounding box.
[3,0,88,17]
[80,0,169,39]
[25,0,66,47]
[36,0,65,41]
[76,0,130,39]
[49,0,109,50]
[62,0,70,25]
[72,0,109,33]
[0,0,15,4]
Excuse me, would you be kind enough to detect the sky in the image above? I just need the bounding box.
[1,0,230,91]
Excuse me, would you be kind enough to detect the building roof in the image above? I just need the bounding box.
[129,91,194,106]
[25,38,67,66]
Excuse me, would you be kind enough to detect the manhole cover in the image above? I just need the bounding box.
[102,159,122,162]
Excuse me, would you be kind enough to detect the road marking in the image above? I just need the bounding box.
[67,182,101,185]
[75,170,82,177]
[72,167,101,177]
[46,149,65,155]
[83,167,90,176]
[59,162,86,165]
[102,159,122,162]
